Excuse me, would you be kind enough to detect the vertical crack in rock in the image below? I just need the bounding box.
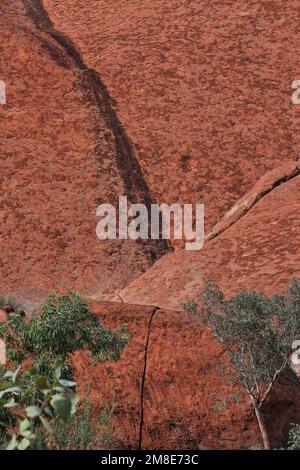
[21,0,172,261]
[139,306,159,450]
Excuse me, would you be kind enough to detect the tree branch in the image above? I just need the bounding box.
[259,358,288,407]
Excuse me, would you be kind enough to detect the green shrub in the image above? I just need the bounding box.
[287,424,300,450]
[26,293,90,355]
[33,398,114,450]
[0,292,129,380]
[0,292,126,450]
[26,293,128,361]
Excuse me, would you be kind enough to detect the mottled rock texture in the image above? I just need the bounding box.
[121,163,300,309]
[0,0,169,305]
[44,0,300,231]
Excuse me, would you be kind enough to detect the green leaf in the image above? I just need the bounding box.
[35,376,50,392]
[6,434,17,450]
[0,386,22,398]
[26,406,42,418]
[0,381,14,391]
[2,371,14,380]
[54,366,62,380]
[18,437,31,450]
[4,397,18,408]
[54,358,63,380]
[53,386,65,393]
[70,394,79,415]
[20,430,36,439]
[28,367,38,377]
[50,394,72,421]
[43,406,54,419]
[20,419,30,433]
[0,397,8,408]
[58,379,76,388]
[12,365,21,383]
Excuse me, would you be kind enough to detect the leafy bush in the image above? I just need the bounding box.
[287,424,300,450]
[22,293,128,360]
[0,292,127,450]
[26,293,90,355]
[33,398,114,450]
[0,293,129,379]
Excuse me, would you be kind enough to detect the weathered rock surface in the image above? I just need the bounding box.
[74,301,256,450]
[2,0,300,300]
[121,163,300,309]
[0,0,169,304]
[44,0,300,231]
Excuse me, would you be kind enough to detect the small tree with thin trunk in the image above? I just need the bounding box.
[202,279,300,450]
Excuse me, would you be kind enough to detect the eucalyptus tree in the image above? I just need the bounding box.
[202,279,300,450]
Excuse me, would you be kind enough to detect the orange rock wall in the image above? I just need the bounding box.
[45,0,300,230]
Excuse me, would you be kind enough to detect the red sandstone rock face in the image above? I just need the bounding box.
[74,301,256,450]
[0,1,168,305]
[2,0,300,301]
[44,0,300,231]
[121,163,300,309]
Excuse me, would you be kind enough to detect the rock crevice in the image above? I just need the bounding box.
[21,0,154,208]
[139,306,159,449]
[206,162,300,242]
